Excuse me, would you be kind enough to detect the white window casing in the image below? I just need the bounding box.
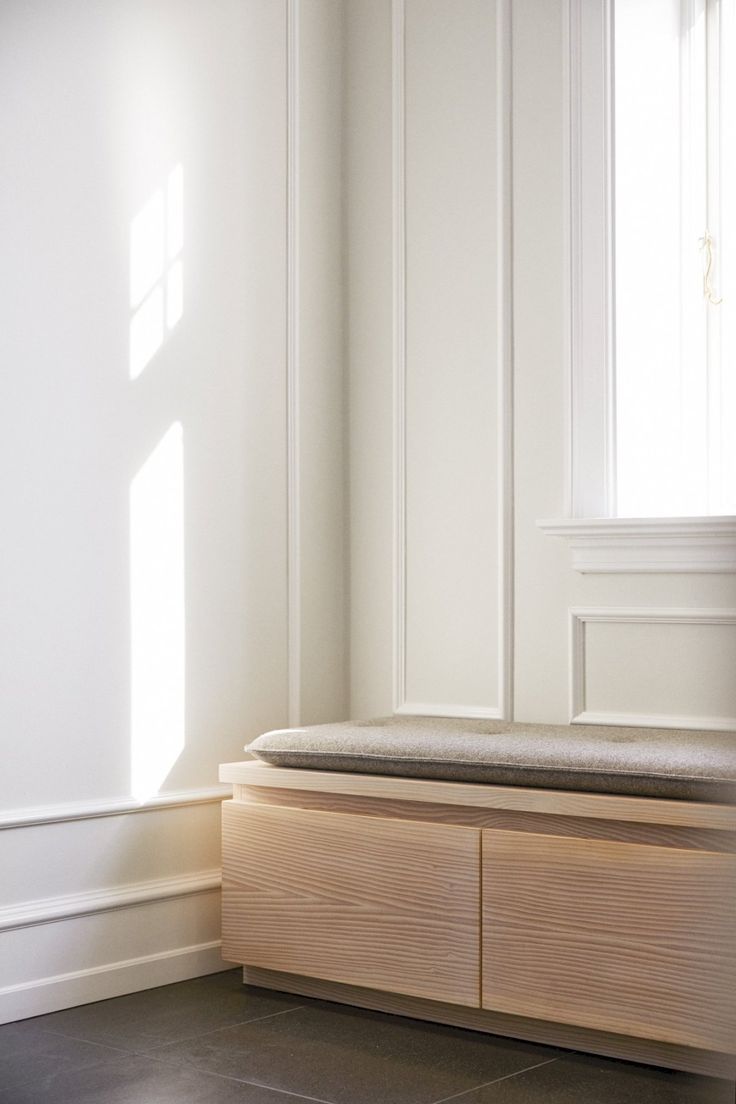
[540,0,736,572]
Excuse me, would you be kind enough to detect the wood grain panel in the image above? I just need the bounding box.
[222,801,480,1006]
[242,966,736,1078]
[220,761,736,830]
[482,830,736,1050]
[234,785,734,851]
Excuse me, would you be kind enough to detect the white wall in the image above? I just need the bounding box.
[0,0,345,1021]
[346,0,736,725]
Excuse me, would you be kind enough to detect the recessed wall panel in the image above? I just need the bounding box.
[404,0,501,711]
[584,620,736,723]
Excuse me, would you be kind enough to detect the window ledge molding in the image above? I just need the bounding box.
[537,516,736,574]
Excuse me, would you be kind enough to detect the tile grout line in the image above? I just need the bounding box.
[141,1004,308,1053]
[5,1027,336,1104]
[427,1055,564,1104]
[142,1051,338,1104]
[38,1003,307,1053]
[4,1031,135,1059]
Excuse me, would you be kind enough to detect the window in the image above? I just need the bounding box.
[564,0,735,520]
[615,0,735,517]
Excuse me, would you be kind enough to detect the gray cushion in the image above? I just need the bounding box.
[247,715,736,802]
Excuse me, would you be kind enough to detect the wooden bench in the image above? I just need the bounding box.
[219,717,736,1079]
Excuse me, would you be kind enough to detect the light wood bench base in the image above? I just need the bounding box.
[220,761,736,1080]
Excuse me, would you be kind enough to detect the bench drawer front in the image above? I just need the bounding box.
[481,829,736,1050]
[223,801,481,1007]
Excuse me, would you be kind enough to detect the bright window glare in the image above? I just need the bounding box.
[614,0,704,516]
[130,189,165,308]
[129,285,164,381]
[130,423,185,801]
[614,0,733,516]
[718,0,736,512]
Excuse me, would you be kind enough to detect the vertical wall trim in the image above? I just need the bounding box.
[287,0,301,727]
[603,0,617,515]
[392,0,513,721]
[498,0,514,720]
[392,0,407,715]
[562,0,575,517]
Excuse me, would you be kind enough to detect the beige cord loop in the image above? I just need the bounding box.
[699,230,723,305]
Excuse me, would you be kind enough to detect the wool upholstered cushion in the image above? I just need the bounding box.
[246,715,736,802]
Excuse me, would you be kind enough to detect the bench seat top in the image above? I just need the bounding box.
[246,716,736,803]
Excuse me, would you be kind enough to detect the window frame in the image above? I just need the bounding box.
[538,0,736,572]
[566,0,616,520]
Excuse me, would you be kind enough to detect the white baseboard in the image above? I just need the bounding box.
[0,870,222,933]
[0,940,237,1024]
[0,786,231,830]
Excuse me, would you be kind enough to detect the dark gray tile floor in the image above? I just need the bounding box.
[1,970,733,1104]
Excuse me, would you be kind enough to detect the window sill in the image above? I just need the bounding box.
[536,516,736,574]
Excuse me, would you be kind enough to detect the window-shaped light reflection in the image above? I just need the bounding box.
[167,164,184,259]
[166,259,183,329]
[130,423,185,800]
[129,164,184,379]
[130,285,165,381]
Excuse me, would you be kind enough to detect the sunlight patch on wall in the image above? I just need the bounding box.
[130,422,185,800]
[129,164,184,379]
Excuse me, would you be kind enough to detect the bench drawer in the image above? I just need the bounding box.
[222,801,481,1007]
[481,829,736,1050]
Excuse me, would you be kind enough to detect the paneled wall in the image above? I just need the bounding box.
[348,0,511,720]
[347,0,736,726]
[401,0,510,718]
[0,0,345,1021]
[511,0,736,726]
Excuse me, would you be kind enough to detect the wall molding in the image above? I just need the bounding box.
[497,0,514,722]
[0,940,232,1025]
[394,703,506,721]
[539,515,736,573]
[0,785,230,831]
[569,606,736,730]
[564,0,616,518]
[392,0,513,721]
[0,869,222,933]
[392,0,407,716]
[287,0,301,728]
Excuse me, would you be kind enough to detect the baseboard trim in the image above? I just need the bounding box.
[0,869,222,933]
[0,786,231,831]
[0,941,236,1024]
